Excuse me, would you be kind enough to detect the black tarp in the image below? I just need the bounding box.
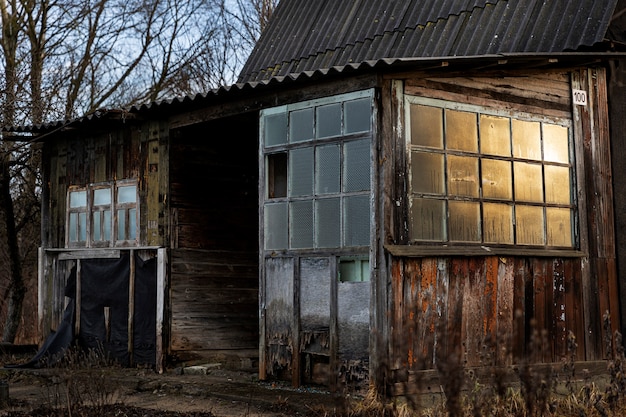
[6,253,157,368]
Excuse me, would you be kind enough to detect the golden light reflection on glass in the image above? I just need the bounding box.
[544,165,571,204]
[516,205,545,245]
[480,115,511,156]
[514,162,543,203]
[546,208,573,247]
[543,124,569,163]
[512,119,541,160]
[446,110,478,152]
[447,155,479,197]
[412,151,445,194]
[482,159,512,199]
[482,203,513,244]
[411,105,443,148]
[411,198,446,241]
[449,201,481,242]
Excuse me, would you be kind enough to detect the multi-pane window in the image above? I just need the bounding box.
[262,90,373,250]
[407,96,576,248]
[67,181,138,247]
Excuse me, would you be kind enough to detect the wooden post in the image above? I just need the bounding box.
[329,256,338,393]
[75,259,82,337]
[37,248,45,344]
[128,250,136,366]
[156,248,166,374]
[292,257,301,387]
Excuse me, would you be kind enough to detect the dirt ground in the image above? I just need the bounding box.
[0,364,356,417]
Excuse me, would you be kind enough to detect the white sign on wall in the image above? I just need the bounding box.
[572,89,587,106]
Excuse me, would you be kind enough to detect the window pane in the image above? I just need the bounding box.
[93,188,111,205]
[79,212,87,241]
[290,201,313,248]
[514,162,543,203]
[128,208,137,240]
[344,195,370,246]
[543,124,569,163]
[447,155,479,197]
[412,151,444,194]
[344,98,371,134]
[512,119,541,160]
[547,208,572,247]
[118,209,126,240]
[516,205,545,245]
[265,112,288,147]
[93,212,101,241]
[69,191,87,208]
[449,201,481,242]
[445,109,477,152]
[480,115,511,157]
[118,185,137,204]
[316,144,341,194]
[544,165,571,204]
[482,159,512,199]
[344,139,370,192]
[69,213,78,242]
[411,105,443,148]
[103,210,111,241]
[290,108,314,142]
[267,153,288,198]
[265,202,288,249]
[316,198,341,247]
[317,103,342,138]
[339,259,370,282]
[290,148,314,196]
[483,203,513,244]
[411,198,445,241]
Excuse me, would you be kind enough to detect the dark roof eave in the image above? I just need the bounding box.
[5,51,626,138]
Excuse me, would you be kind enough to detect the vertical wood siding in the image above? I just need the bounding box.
[389,256,592,372]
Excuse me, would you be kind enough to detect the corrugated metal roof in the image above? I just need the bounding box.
[238,0,619,82]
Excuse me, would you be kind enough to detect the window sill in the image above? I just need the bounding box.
[384,244,586,258]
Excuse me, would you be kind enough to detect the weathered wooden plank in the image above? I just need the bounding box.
[552,259,567,361]
[462,258,485,367]
[496,258,514,366]
[512,258,527,361]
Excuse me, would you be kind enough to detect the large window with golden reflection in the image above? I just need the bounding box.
[407,96,575,248]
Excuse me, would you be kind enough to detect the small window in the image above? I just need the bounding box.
[68,189,88,243]
[339,257,370,282]
[116,184,138,242]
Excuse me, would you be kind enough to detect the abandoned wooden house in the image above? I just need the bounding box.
[4,0,626,396]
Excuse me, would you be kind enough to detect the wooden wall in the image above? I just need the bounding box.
[168,113,259,365]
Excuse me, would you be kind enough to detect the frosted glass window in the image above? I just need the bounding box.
[344,139,370,192]
[69,213,78,242]
[93,188,111,205]
[547,208,572,247]
[446,110,478,152]
[412,151,444,194]
[447,155,479,198]
[344,195,370,246]
[290,108,314,142]
[411,198,446,241]
[482,159,512,199]
[290,201,313,248]
[93,213,101,241]
[290,148,314,197]
[480,115,511,157]
[317,103,342,138]
[316,198,341,248]
[482,203,513,244]
[544,165,571,204]
[514,162,543,203]
[411,105,443,148]
[264,113,288,146]
[118,185,136,204]
[128,208,137,240]
[316,144,341,194]
[103,210,111,241]
[344,98,371,134]
[449,201,481,242]
[265,202,288,249]
[543,124,569,163]
[78,213,87,241]
[512,120,541,160]
[516,205,545,245]
[118,209,126,240]
[70,191,87,208]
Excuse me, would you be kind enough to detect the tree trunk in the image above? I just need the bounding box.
[0,157,25,343]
